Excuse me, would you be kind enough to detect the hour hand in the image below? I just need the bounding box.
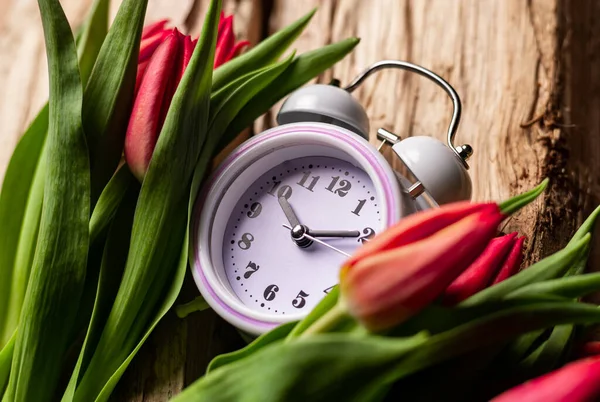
[308,229,361,238]
[278,196,301,227]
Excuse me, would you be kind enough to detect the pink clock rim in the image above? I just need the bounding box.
[192,123,399,331]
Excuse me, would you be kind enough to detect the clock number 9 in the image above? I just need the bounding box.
[263,284,279,301]
[292,290,309,309]
[237,233,254,250]
[247,202,262,218]
[326,176,351,197]
[358,227,375,244]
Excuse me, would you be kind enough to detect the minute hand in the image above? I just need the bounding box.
[308,229,361,238]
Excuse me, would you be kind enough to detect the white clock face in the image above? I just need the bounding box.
[222,156,380,316]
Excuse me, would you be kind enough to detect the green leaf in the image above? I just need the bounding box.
[1,158,44,340]
[62,182,139,402]
[516,324,574,377]
[568,205,600,246]
[287,286,340,339]
[498,178,548,215]
[0,331,15,396]
[76,0,110,85]
[208,321,297,373]
[89,165,136,244]
[176,301,600,402]
[218,37,360,154]
[174,333,429,402]
[460,234,590,306]
[71,1,221,400]
[209,54,294,139]
[4,0,90,399]
[0,0,110,384]
[82,0,148,204]
[0,105,47,347]
[211,8,315,92]
[506,272,600,300]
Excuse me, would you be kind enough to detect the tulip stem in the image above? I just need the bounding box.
[175,296,210,319]
[299,302,353,337]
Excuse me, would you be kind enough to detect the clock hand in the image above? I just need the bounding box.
[308,229,361,238]
[283,224,351,257]
[278,196,301,227]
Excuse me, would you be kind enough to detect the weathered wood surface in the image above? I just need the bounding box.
[1,0,599,400]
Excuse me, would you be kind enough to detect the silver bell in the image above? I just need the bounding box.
[277,84,370,140]
[392,136,472,204]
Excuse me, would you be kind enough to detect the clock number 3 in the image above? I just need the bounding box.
[292,290,309,309]
[237,233,254,250]
[326,176,351,197]
[264,284,279,301]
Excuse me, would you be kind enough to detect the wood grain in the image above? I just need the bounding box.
[0,0,598,400]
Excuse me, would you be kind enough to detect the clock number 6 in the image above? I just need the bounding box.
[237,233,254,250]
[292,290,309,309]
[263,284,279,301]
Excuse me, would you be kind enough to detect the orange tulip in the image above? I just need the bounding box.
[340,202,504,332]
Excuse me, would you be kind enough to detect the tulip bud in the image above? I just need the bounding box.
[340,202,504,332]
[125,16,248,182]
[443,232,518,305]
[491,356,600,401]
[492,235,526,285]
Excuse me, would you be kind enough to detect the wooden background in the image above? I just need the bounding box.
[1,0,599,400]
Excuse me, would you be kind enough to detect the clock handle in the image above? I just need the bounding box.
[345,60,472,169]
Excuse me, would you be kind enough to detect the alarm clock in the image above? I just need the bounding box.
[191,60,473,335]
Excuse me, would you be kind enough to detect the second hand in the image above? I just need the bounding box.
[282,224,351,257]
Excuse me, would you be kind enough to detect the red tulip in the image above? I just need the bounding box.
[125,15,249,181]
[443,232,518,305]
[492,235,526,285]
[340,202,504,332]
[491,356,600,402]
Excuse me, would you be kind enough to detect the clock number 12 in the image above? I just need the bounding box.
[326,176,351,197]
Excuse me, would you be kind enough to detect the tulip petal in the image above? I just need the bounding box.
[141,19,169,39]
[135,60,149,95]
[125,33,181,181]
[139,29,171,63]
[443,232,517,304]
[491,356,600,402]
[215,15,234,67]
[177,35,195,86]
[229,40,250,59]
[341,209,503,331]
[492,235,526,285]
[346,202,498,267]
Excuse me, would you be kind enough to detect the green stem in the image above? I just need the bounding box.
[175,297,210,319]
[300,302,351,337]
